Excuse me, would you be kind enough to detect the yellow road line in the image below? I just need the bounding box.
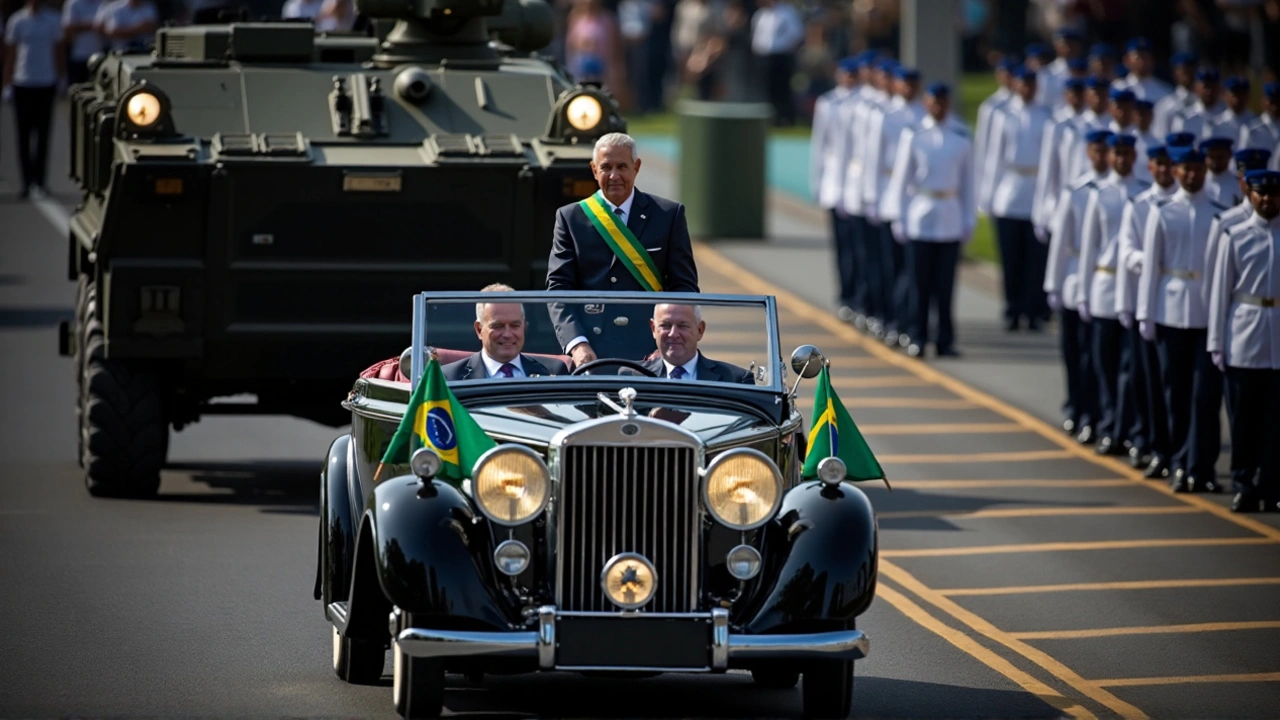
[692,242,1280,543]
[939,577,1280,596]
[881,479,1133,489]
[880,560,1147,719]
[855,422,1027,435]
[844,397,980,409]
[877,505,1201,521]
[829,375,933,388]
[882,537,1276,558]
[878,450,1076,464]
[1011,621,1280,640]
[1093,672,1280,688]
[875,585,1097,719]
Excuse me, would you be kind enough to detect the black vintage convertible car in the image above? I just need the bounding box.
[316,291,878,718]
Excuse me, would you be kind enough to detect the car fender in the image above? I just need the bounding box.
[366,475,519,629]
[737,480,878,633]
[317,433,358,607]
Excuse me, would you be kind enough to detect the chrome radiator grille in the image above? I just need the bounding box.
[557,445,700,613]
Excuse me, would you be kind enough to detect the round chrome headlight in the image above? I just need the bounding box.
[410,447,442,480]
[126,92,162,127]
[566,94,603,131]
[816,456,847,486]
[600,552,657,610]
[494,539,531,576]
[702,448,784,531]
[726,544,762,580]
[471,445,550,526]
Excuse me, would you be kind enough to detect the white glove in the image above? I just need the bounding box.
[1124,251,1144,274]
[1034,225,1049,243]
[1118,311,1134,329]
[1078,302,1092,323]
[1047,292,1062,311]
[1212,351,1225,372]
[1140,319,1156,342]
[891,222,907,245]
[1,86,12,104]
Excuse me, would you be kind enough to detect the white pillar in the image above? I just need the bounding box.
[900,0,962,110]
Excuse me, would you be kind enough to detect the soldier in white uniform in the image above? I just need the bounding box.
[1078,134,1149,455]
[1113,37,1171,102]
[1201,137,1237,205]
[865,65,925,350]
[1046,129,1113,443]
[1117,145,1178,475]
[1137,146,1231,494]
[1131,99,1159,182]
[974,56,1015,210]
[1060,77,1113,190]
[811,56,861,322]
[1239,84,1280,166]
[1207,77,1257,149]
[1038,30,1083,109]
[883,82,974,360]
[842,56,895,338]
[984,65,1053,332]
[1153,52,1200,140]
[1207,169,1280,513]
[1087,43,1119,83]
[1170,68,1226,138]
[1033,76,1088,249]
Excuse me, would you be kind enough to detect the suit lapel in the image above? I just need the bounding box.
[522,355,549,377]
[467,352,489,380]
[627,190,652,245]
[696,354,724,382]
[645,357,666,377]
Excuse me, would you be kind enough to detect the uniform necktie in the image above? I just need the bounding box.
[669,366,686,379]
[613,206,624,218]
[498,363,515,377]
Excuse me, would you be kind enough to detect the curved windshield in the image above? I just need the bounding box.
[408,291,780,390]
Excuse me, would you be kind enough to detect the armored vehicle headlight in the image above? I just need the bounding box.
[472,445,550,526]
[126,92,162,127]
[702,448,783,531]
[565,94,603,131]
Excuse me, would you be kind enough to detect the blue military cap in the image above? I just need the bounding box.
[1011,64,1037,81]
[1169,146,1205,164]
[1171,51,1199,67]
[1224,76,1250,93]
[1199,136,1234,151]
[1110,88,1136,103]
[1064,77,1087,91]
[926,82,951,98]
[1084,75,1111,90]
[1055,28,1083,42]
[1085,129,1115,144]
[1090,43,1116,59]
[876,58,899,73]
[1234,148,1272,171]
[1067,57,1088,72]
[1244,169,1280,190]
[1108,133,1137,148]
[1147,145,1169,160]
[1024,42,1052,60]
[1126,37,1151,53]
[837,56,859,73]
[856,49,879,63]
[1267,82,1280,99]
[894,66,921,81]
[1197,67,1220,83]
[1165,132,1196,148]
[1134,98,1155,111]
[997,54,1021,72]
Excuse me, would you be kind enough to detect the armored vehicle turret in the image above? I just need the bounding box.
[62,0,626,497]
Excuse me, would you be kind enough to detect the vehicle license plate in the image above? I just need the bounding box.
[555,615,709,669]
[342,174,402,192]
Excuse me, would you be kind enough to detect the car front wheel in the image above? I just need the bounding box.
[802,658,854,719]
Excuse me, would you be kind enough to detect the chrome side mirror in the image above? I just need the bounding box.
[399,345,414,378]
[790,345,826,379]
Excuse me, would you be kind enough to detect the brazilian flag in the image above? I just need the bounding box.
[802,366,885,482]
[377,355,497,485]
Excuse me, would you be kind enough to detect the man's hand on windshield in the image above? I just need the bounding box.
[570,344,597,366]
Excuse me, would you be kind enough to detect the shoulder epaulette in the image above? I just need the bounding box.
[1155,198,1174,208]
[1210,200,1230,212]
[1072,178,1097,192]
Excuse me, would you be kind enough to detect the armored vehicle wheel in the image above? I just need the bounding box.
[393,644,444,719]
[332,627,385,684]
[80,300,168,497]
[802,659,854,719]
[73,277,93,467]
[752,665,801,689]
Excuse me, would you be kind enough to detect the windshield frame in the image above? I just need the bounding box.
[409,290,783,393]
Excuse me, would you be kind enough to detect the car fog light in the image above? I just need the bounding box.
[410,447,443,480]
[566,94,603,131]
[817,456,847,486]
[600,552,657,610]
[726,544,762,580]
[494,539,530,576]
[126,92,161,127]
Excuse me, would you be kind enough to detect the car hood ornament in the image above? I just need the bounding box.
[597,387,638,418]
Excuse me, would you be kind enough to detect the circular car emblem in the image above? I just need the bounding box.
[600,552,658,609]
[621,423,640,437]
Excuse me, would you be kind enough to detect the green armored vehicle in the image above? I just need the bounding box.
[61,0,626,497]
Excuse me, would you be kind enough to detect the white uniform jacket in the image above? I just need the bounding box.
[1207,109,1257,149]
[1045,171,1106,309]
[1170,100,1228,138]
[882,115,975,241]
[1137,188,1231,328]
[1208,212,1280,368]
[974,87,1012,212]
[1205,200,1254,306]
[1032,109,1083,231]
[1205,170,1237,206]
[1239,114,1280,160]
[1116,182,1177,316]
[1152,85,1194,140]
[982,97,1053,220]
[1113,74,1173,103]
[810,86,856,209]
[1079,172,1150,318]
[839,87,884,216]
[865,97,925,217]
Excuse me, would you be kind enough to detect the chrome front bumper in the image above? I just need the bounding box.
[393,607,871,671]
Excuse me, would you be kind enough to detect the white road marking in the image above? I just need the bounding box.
[29,189,72,238]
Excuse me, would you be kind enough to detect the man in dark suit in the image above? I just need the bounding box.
[442,284,569,380]
[547,132,700,364]
[626,304,755,384]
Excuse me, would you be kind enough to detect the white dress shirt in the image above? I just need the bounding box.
[983,97,1053,220]
[4,6,63,87]
[1115,182,1177,316]
[1208,211,1280,368]
[661,352,699,379]
[810,86,856,209]
[1046,171,1107,309]
[1079,171,1150,318]
[1137,187,1230,328]
[62,0,104,62]
[481,351,526,377]
[882,115,974,242]
[865,96,925,215]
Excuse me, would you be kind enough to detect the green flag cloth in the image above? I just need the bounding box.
[377,356,498,485]
[801,365,885,482]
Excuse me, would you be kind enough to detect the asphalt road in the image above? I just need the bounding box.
[1,103,1278,718]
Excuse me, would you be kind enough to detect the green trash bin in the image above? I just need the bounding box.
[675,100,772,240]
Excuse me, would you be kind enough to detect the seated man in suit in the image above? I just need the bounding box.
[443,284,569,380]
[629,303,755,384]
[547,132,701,364]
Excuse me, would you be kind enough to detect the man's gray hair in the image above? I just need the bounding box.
[653,303,702,322]
[594,132,639,162]
[476,282,524,322]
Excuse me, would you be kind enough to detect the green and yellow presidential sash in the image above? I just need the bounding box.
[579,190,664,292]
